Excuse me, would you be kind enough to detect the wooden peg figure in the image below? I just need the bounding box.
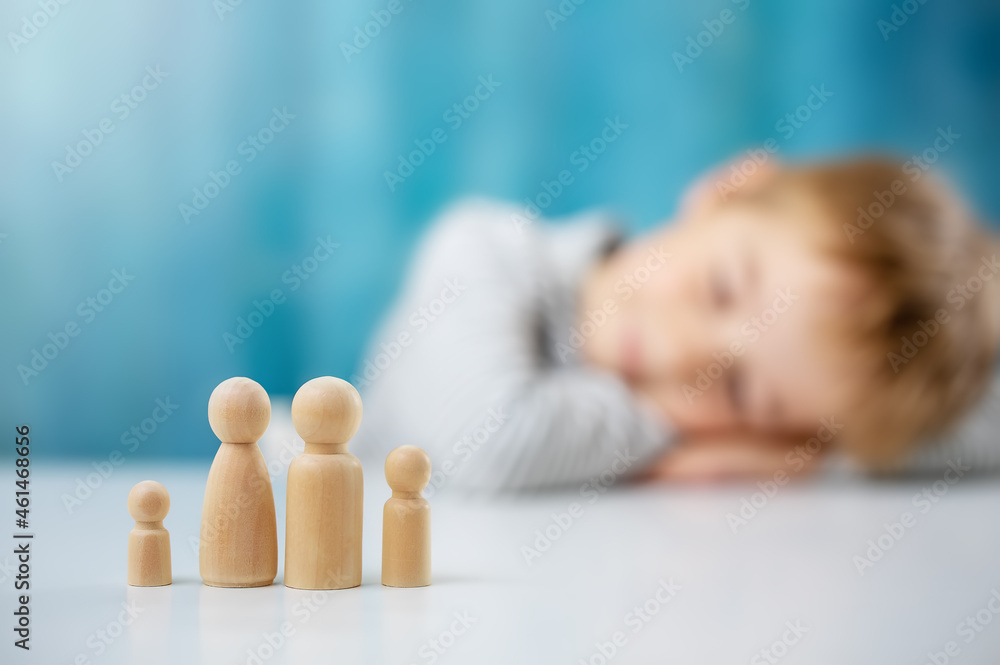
[382,446,431,588]
[200,377,278,588]
[284,376,365,590]
[127,480,172,587]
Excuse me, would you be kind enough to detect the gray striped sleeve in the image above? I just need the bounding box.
[353,199,671,492]
[900,373,1000,474]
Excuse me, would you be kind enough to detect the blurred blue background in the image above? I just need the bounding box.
[1,0,998,458]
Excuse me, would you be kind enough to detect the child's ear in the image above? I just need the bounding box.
[680,153,781,220]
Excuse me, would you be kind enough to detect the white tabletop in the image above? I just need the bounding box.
[10,460,1000,665]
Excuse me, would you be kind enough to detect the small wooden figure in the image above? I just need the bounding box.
[127,480,172,587]
[284,376,365,590]
[199,377,278,588]
[382,445,431,588]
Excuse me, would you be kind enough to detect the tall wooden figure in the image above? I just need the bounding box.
[382,446,431,588]
[285,376,364,590]
[127,480,172,587]
[200,377,278,588]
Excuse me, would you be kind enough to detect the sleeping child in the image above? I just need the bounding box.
[353,156,1000,491]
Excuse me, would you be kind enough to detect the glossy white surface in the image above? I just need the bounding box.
[8,461,1000,664]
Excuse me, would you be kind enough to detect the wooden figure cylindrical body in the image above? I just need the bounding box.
[284,444,364,590]
[382,493,431,587]
[128,526,172,587]
[199,442,278,587]
[127,480,172,587]
[381,445,432,588]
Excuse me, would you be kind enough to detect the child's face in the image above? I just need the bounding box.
[581,202,866,437]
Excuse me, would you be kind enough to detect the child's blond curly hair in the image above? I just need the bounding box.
[731,157,1000,468]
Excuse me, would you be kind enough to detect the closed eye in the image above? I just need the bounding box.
[725,365,744,416]
[710,267,733,309]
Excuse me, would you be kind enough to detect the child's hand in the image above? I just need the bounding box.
[642,432,823,484]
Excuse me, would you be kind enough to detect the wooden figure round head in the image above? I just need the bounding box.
[208,377,271,444]
[385,445,431,494]
[291,377,363,445]
[128,480,170,523]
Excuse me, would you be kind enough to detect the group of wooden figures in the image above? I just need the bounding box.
[126,376,431,590]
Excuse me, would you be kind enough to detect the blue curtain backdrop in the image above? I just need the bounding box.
[2,0,998,457]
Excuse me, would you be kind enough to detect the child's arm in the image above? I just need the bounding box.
[357,200,672,492]
[640,433,824,483]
